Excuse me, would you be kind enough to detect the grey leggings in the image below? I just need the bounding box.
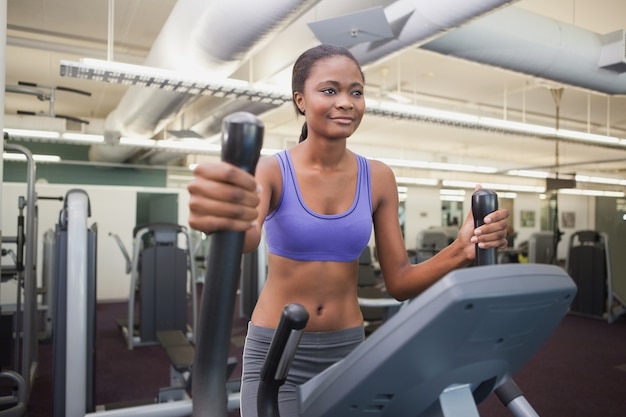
[240,323,364,417]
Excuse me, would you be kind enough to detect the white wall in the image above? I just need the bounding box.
[1,182,190,304]
[553,193,595,260]
[404,186,443,250]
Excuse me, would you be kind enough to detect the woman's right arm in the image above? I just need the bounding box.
[187,156,277,253]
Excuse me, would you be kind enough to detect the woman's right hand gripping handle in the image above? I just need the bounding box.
[188,158,262,235]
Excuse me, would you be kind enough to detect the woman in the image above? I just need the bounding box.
[187,44,509,416]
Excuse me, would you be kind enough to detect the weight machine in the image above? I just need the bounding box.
[110,223,197,350]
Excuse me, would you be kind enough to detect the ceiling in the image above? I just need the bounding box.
[4,0,626,193]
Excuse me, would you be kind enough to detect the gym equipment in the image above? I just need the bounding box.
[471,189,498,266]
[566,230,626,323]
[1,143,38,412]
[290,264,572,417]
[110,222,197,350]
[415,226,459,262]
[258,304,308,417]
[239,240,268,321]
[255,189,576,417]
[472,189,538,416]
[356,247,402,335]
[46,113,263,417]
[527,231,556,264]
[192,111,264,416]
[0,370,26,417]
[52,189,97,417]
[51,188,199,417]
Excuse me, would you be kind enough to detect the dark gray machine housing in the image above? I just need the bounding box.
[296,264,576,417]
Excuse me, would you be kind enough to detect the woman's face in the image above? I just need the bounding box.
[295,55,365,141]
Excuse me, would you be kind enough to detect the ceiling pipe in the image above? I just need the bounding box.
[185,0,519,141]
[347,0,519,65]
[93,0,519,165]
[421,6,626,95]
[90,0,322,163]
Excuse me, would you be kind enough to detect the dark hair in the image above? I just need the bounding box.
[292,44,364,142]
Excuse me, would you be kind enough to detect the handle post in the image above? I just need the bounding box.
[191,112,264,417]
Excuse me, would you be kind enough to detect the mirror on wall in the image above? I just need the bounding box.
[441,200,463,228]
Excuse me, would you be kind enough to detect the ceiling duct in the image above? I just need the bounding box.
[90,0,321,163]
[598,29,626,73]
[183,0,519,139]
[346,0,518,65]
[92,0,518,165]
[421,6,626,95]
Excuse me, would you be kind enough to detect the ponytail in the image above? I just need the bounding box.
[299,122,308,143]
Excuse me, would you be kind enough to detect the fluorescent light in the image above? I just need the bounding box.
[368,100,480,124]
[376,158,496,173]
[508,170,551,179]
[442,180,545,193]
[59,59,626,151]
[376,158,428,169]
[261,148,283,156]
[428,161,497,174]
[508,171,626,188]
[119,137,157,147]
[440,189,466,196]
[559,189,625,197]
[478,118,555,135]
[4,128,60,139]
[395,177,439,186]
[440,195,465,202]
[575,174,626,186]
[60,59,290,105]
[498,192,518,199]
[157,138,220,153]
[556,129,620,145]
[3,152,61,162]
[61,132,105,144]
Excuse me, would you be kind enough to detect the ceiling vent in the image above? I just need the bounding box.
[307,6,394,48]
[598,29,626,73]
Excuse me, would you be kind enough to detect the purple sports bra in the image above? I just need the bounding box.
[264,150,373,262]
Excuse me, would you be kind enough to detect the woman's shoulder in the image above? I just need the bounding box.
[256,153,281,177]
[365,157,396,180]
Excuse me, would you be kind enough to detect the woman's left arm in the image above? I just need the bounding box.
[371,161,509,301]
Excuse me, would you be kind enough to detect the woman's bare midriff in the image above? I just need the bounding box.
[250,254,365,332]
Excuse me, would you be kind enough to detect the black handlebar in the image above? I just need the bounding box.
[472,190,539,415]
[191,112,264,417]
[471,189,498,266]
[258,303,309,417]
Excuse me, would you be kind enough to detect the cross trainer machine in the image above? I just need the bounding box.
[254,190,576,417]
[51,114,577,417]
[192,118,576,416]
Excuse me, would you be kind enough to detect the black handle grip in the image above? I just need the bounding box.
[471,189,498,266]
[221,112,264,175]
[192,112,264,417]
[258,303,309,417]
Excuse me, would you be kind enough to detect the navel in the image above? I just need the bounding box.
[316,305,324,316]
